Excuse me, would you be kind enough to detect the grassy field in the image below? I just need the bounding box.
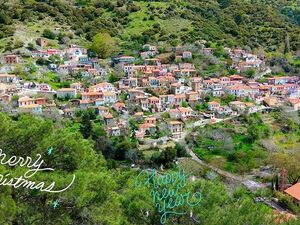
[178,158,205,177]
[122,1,193,39]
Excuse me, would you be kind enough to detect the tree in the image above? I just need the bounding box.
[108,73,120,83]
[114,138,134,160]
[0,113,127,224]
[271,152,300,185]
[14,39,24,49]
[284,33,290,54]
[153,147,177,168]
[79,111,93,138]
[175,142,188,157]
[4,41,13,52]
[217,0,231,9]
[247,124,271,141]
[49,54,63,64]
[221,94,235,104]
[90,32,116,58]
[181,101,188,107]
[26,63,37,73]
[0,11,11,24]
[213,46,225,58]
[0,112,288,224]
[27,43,36,51]
[246,68,256,78]
[43,29,56,39]
[0,166,16,223]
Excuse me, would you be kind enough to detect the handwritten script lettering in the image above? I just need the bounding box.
[0,149,75,193]
[136,168,202,224]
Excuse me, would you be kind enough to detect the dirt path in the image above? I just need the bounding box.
[186,148,266,191]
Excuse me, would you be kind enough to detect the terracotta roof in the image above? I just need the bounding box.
[139,123,156,129]
[288,98,300,105]
[57,88,76,92]
[114,102,125,109]
[186,91,198,95]
[134,112,144,116]
[98,106,108,109]
[273,210,297,224]
[245,102,254,107]
[284,183,300,201]
[229,74,243,79]
[168,121,182,125]
[119,56,134,59]
[82,92,102,96]
[90,82,112,88]
[169,109,180,113]
[228,85,253,90]
[178,107,192,112]
[174,94,185,98]
[18,96,34,102]
[208,101,220,105]
[5,54,17,57]
[0,74,16,78]
[148,96,159,100]
[80,100,91,104]
[145,117,156,121]
[229,101,245,105]
[20,104,41,109]
[103,91,116,96]
[103,113,113,119]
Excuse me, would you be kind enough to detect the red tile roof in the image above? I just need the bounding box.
[284,183,300,201]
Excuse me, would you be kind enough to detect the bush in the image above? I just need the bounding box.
[14,40,24,49]
[43,29,56,39]
[175,143,188,157]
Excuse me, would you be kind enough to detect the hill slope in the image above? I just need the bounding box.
[0,0,299,52]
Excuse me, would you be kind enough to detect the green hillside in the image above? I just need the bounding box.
[0,0,299,52]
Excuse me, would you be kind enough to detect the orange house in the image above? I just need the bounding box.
[35,98,46,106]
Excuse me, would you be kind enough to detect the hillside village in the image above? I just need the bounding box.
[0,38,299,141]
[1,0,300,224]
[2,37,300,221]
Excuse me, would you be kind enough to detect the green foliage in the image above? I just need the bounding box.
[0,113,295,224]
[221,94,235,105]
[26,63,37,74]
[175,142,188,157]
[181,101,188,107]
[77,108,97,138]
[247,124,271,141]
[246,68,256,79]
[13,39,24,49]
[191,112,277,173]
[108,73,121,83]
[43,29,56,39]
[90,32,116,58]
[49,54,63,64]
[151,147,177,168]
[271,151,300,185]
[195,102,208,111]
[27,43,36,51]
[0,0,300,51]
[244,113,271,141]
[274,191,300,214]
